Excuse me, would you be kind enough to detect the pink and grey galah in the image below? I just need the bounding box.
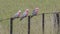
[11,10,21,19]
[20,9,29,20]
[31,8,39,18]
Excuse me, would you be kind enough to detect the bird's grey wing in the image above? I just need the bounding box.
[13,13,18,18]
[32,10,36,16]
[23,12,27,17]
[20,12,27,20]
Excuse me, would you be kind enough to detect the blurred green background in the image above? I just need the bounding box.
[0,0,60,34]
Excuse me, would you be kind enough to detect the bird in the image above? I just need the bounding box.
[20,9,29,20]
[11,10,21,20]
[31,8,39,18]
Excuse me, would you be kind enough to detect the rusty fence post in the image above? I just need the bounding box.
[42,13,45,34]
[28,16,30,34]
[10,18,13,34]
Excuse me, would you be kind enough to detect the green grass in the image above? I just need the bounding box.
[0,0,60,34]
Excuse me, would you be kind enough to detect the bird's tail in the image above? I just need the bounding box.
[31,14,36,18]
[20,18,23,21]
[20,16,24,21]
[11,17,19,20]
[20,17,23,21]
[20,16,27,21]
[31,15,34,18]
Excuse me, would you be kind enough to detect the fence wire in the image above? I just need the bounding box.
[0,12,60,22]
[0,12,60,34]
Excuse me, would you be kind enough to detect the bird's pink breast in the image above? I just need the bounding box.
[18,12,20,16]
[26,12,28,16]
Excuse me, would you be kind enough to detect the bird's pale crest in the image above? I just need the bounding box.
[18,10,21,12]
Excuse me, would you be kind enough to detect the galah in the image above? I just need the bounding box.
[31,8,39,18]
[20,9,29,20]
[11,10,21,20]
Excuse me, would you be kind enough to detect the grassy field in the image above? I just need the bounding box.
[0,0,60,34]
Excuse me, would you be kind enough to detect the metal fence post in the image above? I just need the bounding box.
[56,13,59,27]
[56,13,59,34]
[28,16,30,34]
[42,13,45,34]
[10,18,13,34]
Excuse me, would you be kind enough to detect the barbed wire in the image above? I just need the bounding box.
[0,12,60,22]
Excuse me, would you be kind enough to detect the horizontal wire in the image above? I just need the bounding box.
[0,12,60,22]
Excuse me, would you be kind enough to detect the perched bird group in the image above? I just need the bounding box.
[11,8,39,20]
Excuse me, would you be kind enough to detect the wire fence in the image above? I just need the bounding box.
[0,12,60,34]
[0,12,60,22]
